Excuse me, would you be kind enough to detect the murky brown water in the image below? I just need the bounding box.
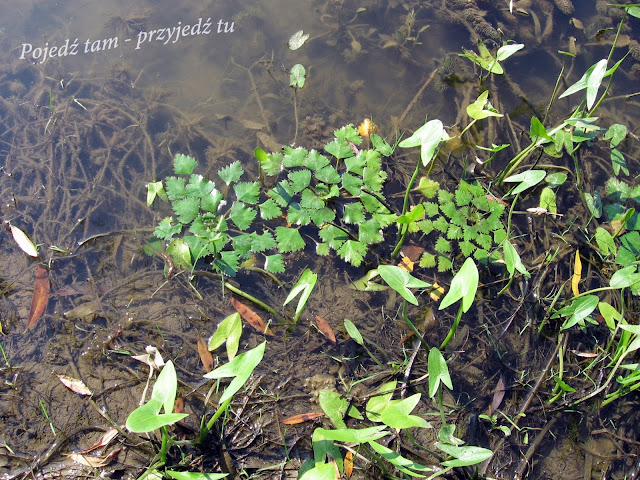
[1,1,639,479]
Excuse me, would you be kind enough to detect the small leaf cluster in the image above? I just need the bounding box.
[259,125,395,267]
[150,154,285,276]
[416,179,507,271]
[149,128,396,274]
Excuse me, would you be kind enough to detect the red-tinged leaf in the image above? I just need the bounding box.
[315,315,336,344]
[26,265,49,331]
[196,334,214,372]
[344,450,354,477]
[490,376,506,414]
[64,449,120,468]
[77,428,119,454]
[401,244,424,262]
[230,297,274,336]
[174,397,184,413]
[57,374,92,396]
[282,412,325,424]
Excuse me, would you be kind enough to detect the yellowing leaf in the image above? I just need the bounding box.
[398,256,414,272]
[429,282,445,301]
[10,224,38,257]
[345,450,354,477]
[57,374,92,396]
[572,249,582,296]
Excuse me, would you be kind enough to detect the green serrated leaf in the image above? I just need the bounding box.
[229,202,257,230]
[316,242,330,256]
[334,124,362,144]
[213,250,240,276]
[342,172,363,196]
[154,217,182,241]
[288,169,312,193]
[283,146,307,168]
[261,152,283,176]
[234,181,260,204]
[318,225,347,250]
[174,153,198,175]
[286,203,312,225]
[303,150,330,170]
[300,188,324,210]
[437,255,453,272]
[343,202,365,224]
[337,240,367,266]
[264,254,285,273]
[315,165,342,184]
[310,207,336,226]
[276,227,305,252]
[359,218,383,244]
[218,161,244,185]
[172,197,200,224]
[166,176,187,201]
[325,139,354,160]
[201,189,224,212]
[259,199,282,220]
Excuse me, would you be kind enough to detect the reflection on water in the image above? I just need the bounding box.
[0,0,639,478]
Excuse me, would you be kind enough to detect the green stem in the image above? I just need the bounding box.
[401,300,431,353]
[439,303,463,351]
[159,426,169,464]
[198,397,232,444]
[458,118,477,137]
[392,160,421,259]
[223,282,284,323]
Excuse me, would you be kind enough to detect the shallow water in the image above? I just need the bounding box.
[1,1,639,479]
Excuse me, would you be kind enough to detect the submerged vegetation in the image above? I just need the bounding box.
[1,1,640,480]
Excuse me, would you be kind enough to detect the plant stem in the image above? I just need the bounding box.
[401,300,431,353]
[392,160,421,258]
[198,397,232,444]
[159,426,169,464]
[223,282,284,323]
[439,303,463,351]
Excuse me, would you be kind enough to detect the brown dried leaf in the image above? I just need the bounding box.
[64,449,120,468]
[77,428,119,454]
[490,376,506,414]
[282,412,324,425]
[230,297,274,336]
[174,397,184,414]
[57,374,92,396]
[315,315,336,344]
[26,265,49,331]
[400,244,424,262]
[197,334,214,372]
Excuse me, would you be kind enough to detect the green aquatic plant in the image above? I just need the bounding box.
[414,178,507,271]
[149,126,397,273]
[124,336,264,478]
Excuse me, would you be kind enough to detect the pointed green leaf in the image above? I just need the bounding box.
[378,265,431,305]
[428,348,453,397]
[209,312,242,360]
[439,257,478,312]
